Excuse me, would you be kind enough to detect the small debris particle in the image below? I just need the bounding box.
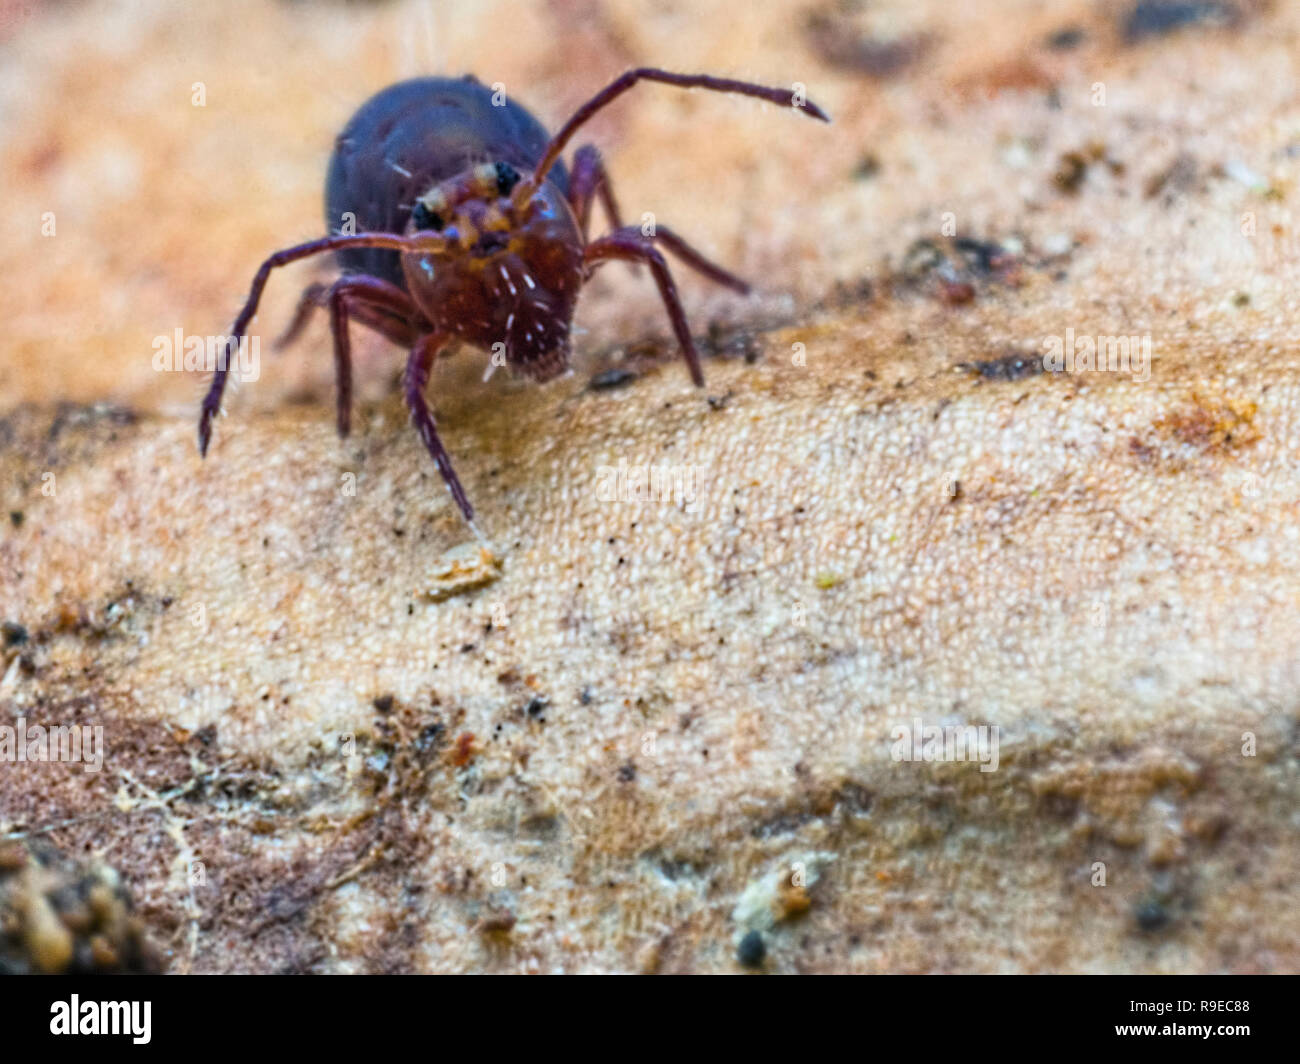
[449,731,478,768]
[815,572,842,590]
[589,368,638,391]
[2,621,29,647]
[736,930,766,968]
[1145,154,1198,200]
[8,511,23,528]
[1041,232,1075,257]
[901,238,945,278]
[733,852,836,939]
[415,722,446,754]
[421,543,502,603]
[938,279,975,305]
[775,880,812,920]
[899,236,1022,304]
[525,695,548,719]
[953,236,1013,275]
[372,694,395,714]
[1222,158,1270,195]
[617,761,636,782]
[1054,150,1091,194]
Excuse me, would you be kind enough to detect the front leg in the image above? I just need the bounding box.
[404,331,474,521]
[199,230,449,456]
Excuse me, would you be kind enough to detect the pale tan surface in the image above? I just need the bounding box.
[1,0,1298,972]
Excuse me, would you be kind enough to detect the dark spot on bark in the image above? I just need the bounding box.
[415,722,446,754]
[589,368,637,391]
[805,11,931,78]
[1046,26,1086,50]
[959,352,1050,381]
[836,782,874,813]
[1135,897,1172,932]
[1123,1,1239,43]
[1055,151,1091,194]
[852,153,881,179]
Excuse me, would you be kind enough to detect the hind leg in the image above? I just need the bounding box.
[568,143,625,241]
[320,276,422,436]
[274,282,329,351]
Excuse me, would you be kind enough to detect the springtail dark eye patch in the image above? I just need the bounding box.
[411,201,445,231]
[494,162,521,196]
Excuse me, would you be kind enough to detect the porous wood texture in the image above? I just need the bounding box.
[1,0,1296,972]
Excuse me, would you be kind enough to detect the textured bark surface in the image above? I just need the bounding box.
[1,0,1297,972]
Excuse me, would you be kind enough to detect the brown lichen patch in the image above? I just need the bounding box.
[1028,744,1205,841]
[0,683,465,973]
[448,731,479,768]
[1129,393,1260,468]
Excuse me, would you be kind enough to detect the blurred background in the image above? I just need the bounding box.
[0,0,1294,415]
